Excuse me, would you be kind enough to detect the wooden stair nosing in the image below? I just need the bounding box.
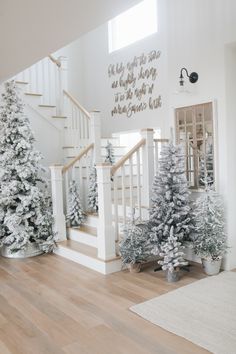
[15,80,29,85]
[25,92,42,97]
[39,104,56,108]
[52,115,67,119]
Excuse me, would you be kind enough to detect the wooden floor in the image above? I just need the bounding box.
[0,254,211,354]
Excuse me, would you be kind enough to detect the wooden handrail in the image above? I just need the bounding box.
[62,143,94,174]
[63,90,91,120]
[154,138,169,143]
[48,54,61,68]
[111,138,146,176]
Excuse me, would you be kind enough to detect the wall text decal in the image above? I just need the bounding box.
[108,50,162,118]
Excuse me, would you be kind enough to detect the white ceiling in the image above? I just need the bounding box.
[0,0,141,82]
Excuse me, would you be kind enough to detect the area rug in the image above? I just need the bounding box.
[130,272,236,354]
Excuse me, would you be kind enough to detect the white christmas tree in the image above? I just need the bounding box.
[104,141,115,165]
[199,143,214,186]
[158,226,188,272]
[149,142,193,246]
[0,81,55,253]
[66,180,86,227]
[87,165,98,213]
[193,183,227,260]
[119,220,152,265]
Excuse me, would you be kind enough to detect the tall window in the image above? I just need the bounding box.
[108,0,158,53]
[175,102,215,190]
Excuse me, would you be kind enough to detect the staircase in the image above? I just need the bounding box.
[10,54,168,274]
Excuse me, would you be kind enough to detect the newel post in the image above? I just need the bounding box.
[141,128,155,210]
[90,110,101,165]
[96,164,116,260]
[58,56,68,116]
[50,165,67,242]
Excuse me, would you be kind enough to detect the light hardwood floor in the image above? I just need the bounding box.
[0,254,211,354]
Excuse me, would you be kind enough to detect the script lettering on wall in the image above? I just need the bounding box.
[108,50,162,118]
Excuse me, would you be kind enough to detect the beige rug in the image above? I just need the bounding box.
[130,272,236,354]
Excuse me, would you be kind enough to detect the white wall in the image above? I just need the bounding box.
[58,0,236,269]
[0,0,141,83]
[58,0,169,137]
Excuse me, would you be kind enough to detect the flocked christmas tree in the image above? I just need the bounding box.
[104,141,115,165]
[193,182,227,260]
[119,219,152,266]
[87,165,98,213]
[0,81,55,253]
[199,143,214,186]
[149,142,193,247]
[158,226,188,272]
[66,180,86,227]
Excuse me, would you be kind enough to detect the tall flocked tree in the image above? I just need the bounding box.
[193,183,227,260]
[0,81,55,254]
[149,142,193,249]
[87,165,98,213]
[67,180,86,227]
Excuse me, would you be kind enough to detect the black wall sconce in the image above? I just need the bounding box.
[179,67,198,86]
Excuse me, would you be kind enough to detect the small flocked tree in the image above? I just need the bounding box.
[119,221,152,266]
[199,143,214,186]
[0,81,55,254]
[193,183,227,260]
[158,226,188,272]
[104,141,115,165]
[149,142,193,246]
[66,180,86,227]
[87,165,98,213]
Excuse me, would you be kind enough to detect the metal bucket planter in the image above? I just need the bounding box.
[202,258,222,276]
[166,268,180,282]
[128,263,142,273]
[1,242,43,259]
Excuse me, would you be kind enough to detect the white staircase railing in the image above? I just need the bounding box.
[111,138,145,241]
[50,143,95,241]
[63,90,90,143]
[13,55,67,113]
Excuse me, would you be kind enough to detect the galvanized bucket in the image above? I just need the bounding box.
[202,258,222,276]
[1,243,43,259]
[166,269,180,282]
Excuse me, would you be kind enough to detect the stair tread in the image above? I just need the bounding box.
[52,115,67,119]
[15,81,28,85]
[59,240,120,262]
[70,225,97,236]
[39,104,56,108]
[25,92,42,96]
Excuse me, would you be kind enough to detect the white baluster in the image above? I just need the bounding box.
[136,149,142,219]
[129,157,133,212]
[90,111,101,165]
[96,164,116,260]
[121,165,126,224]
[141,128,154,210]
[50,165,67,241]
[113,174,119,241]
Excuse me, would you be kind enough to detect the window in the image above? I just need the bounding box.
[108,0,158,53]
[175,102,214,190]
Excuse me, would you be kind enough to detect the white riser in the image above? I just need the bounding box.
[68,229,97,247]
[37,105,57,118]
[85,214,99,228]
[23,94,42,106]
[54,246,122,274]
